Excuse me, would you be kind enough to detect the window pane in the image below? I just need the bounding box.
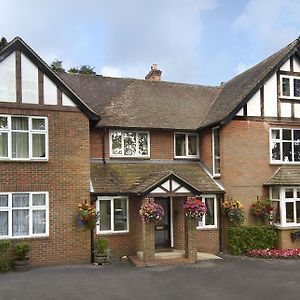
[0,211,8,236]
[205,198,215,226]
[271,187,280,199]
[297,188,300,198]
[272,201,280,224]
[188,135,197,156]
[271,142,280,160]
[297,202,300,224]
[114,198,128,231]
[0,117,7,129]
[32,194,46,206]
[283,142,292,161]
[32,134,46,158]
[175,134,186,156]
[214,158,220,174]
[282,77,290,96]
[213,129,220,155]
[285,202,294,223]
[271,129,280,140]
[123,132,136,156]
[0,195,8,206]
[282,129,292,140]
[285,188,294,198]
[294,142,300,161]
[294,79,300,97]
[138,133,148,156]
[32,118,46,131]
[12,193,29,207]
[100,200,111,231]
[12,117,28,130]
[111,131,122,155]
[0,132,8,157]
[33,210,46,234]
[294,130,300,141]
[12,132,29,158]
[12,209,29,236]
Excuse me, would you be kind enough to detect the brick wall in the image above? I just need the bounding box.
[0,107,91,266]
[199,128,213,172]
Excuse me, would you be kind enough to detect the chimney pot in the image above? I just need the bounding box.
[145,64,162,81]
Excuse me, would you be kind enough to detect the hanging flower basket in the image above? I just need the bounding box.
[139,198,164,223]
[222,199,245,226]
[251,198,274,221]
[183,196,207,219]
[77,201,99,229]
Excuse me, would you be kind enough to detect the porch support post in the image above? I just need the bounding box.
[142,197,155,262]
[185,217,197,262]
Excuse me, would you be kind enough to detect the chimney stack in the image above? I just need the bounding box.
[145,64,162,81]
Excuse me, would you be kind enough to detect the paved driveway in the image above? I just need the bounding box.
[1,257,300,300]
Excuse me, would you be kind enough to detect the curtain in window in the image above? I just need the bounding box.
[33,210,46,234]
[205,198,215,226]
[12,132,29,158]
[100,200,111,231]
[0,195,8,206]
[32,134,45,158]
[175,134,185,156]
[114,198,127,231]
[12,194,29,207]
[32,194,46,206]
[0,132,8,157]
[12,209,29,236]
[0,211,8,236]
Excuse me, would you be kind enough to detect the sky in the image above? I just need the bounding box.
[1,0,300,86]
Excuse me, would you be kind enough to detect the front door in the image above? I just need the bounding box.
[155,198,170,248]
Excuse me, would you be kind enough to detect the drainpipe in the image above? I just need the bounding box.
[219,194,224,253]
[102,128,106,164]
[91,225,95,263]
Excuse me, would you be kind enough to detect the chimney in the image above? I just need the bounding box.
[145,64,162,81]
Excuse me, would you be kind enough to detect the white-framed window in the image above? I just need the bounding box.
[174,133,199,158]
[0,115,48,160]
[212,127,220,177]
[96,196,129,234]
[270,186,300,227]
[0,192,49,239]
[110,130,150,158]
[280,75,300,99]
[270,128,300,163]
[197,194,217,229]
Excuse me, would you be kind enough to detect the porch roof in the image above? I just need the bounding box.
[90,161,224,195]
[264,166,300,186]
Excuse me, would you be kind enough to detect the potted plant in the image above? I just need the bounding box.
[77,201,99,229]
[94,239,110,265]
[0,240,11,272]
[14,242,31,271]
[183,196,207,219]
[251,198,274,222]
[222,199,245,226]
[139,198,164,223]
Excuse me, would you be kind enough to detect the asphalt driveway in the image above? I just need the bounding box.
[1,256,300,300]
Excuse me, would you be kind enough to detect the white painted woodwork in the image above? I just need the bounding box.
[171,180,180,191]
[295,103,300,118]
[21,53,39,104]
[236,108,244,116]
[280,102,291,117]
[294,56,300,72]
[151,187,166,194]
[175,186,190,193]
[62,93,76,107]
[150,178,192,194]
[161,180,170,191]
[0,52,16,102]
[247,90,261,116]
[44,75,57,105]
[280,59,290,72]
[264,73,278,117]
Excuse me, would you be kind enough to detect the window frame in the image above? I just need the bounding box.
[280,75,300,99]
[96,196,129,234]
[212,127,220,177]
[109,130,150,158]
[269,128,300,164]
[0,115,48,161]
[0,191,49,239]
[174,132,199,159]
[197,194,217,230]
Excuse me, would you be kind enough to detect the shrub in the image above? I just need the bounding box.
[228,225,277,255]
[0,240,11,272]
[0,240,11,255]
[96,239,108,253]
[0,261,10,272]
[15,242,31,261]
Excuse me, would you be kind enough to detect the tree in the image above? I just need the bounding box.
[68,65,96,75]
[50,59,65,72]
[0,37,8,51]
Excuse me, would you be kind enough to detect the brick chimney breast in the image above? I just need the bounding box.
[145,64,162,81]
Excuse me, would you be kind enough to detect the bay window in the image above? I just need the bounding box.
[280,75,300,99]
[96,196,129,234]
[0,192,48,238]
[197,195,217,229]
[174,133,198,158]
[0,115,48,160]
[110,130,149,157]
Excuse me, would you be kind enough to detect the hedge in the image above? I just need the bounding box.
[228,225,277,255]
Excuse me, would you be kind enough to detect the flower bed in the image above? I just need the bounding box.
[247,248,300,259]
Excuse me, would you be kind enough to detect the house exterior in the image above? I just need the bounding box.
[1,37,300,266]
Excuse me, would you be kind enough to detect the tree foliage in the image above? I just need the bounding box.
[50,59,65,72]
[68,65,96,75]
[0,37,8,51]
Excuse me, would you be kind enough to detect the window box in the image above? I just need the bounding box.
[174,133,199,159]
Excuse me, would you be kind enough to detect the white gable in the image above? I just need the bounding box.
[280,59,290,71]
[62,93,76,107]
[264,73,277,117]
[149,178,192,194]
[247,90,261,116]
[0,52,16,102]
[44,75,57,105]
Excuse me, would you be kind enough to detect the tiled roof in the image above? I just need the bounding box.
[90,161,223,194]
[264,166,300,185]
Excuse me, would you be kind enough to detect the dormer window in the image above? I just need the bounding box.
[280,75,300,99]
[174,133,198,158]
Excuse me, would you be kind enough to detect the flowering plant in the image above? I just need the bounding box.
[251,198,274,221]
[139,198,164,223]
[247,248,300,259]
[183,196,207,219]
[222,199,245,226]
[77,201,98,229]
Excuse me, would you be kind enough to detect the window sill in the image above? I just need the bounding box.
[0,159,48,163]
[197,226,218,231]
[213,174,220,179]
[273,224,300,230]
[269,162,300,165]
[174,157,200,161]
[96,231,129,236]
[109,156,150,160]
[0,234,49,240]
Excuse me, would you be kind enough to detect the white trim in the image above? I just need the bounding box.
[170,196,174,248]
[197,194,217,230]
[212,127,220,177]
[280,75,300,100]
[96,196,129,235]
[174,132,199,159]
[0,191,49,239]
[109,129,150,158]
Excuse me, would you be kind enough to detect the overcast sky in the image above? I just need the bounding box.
[1,0,300,85]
